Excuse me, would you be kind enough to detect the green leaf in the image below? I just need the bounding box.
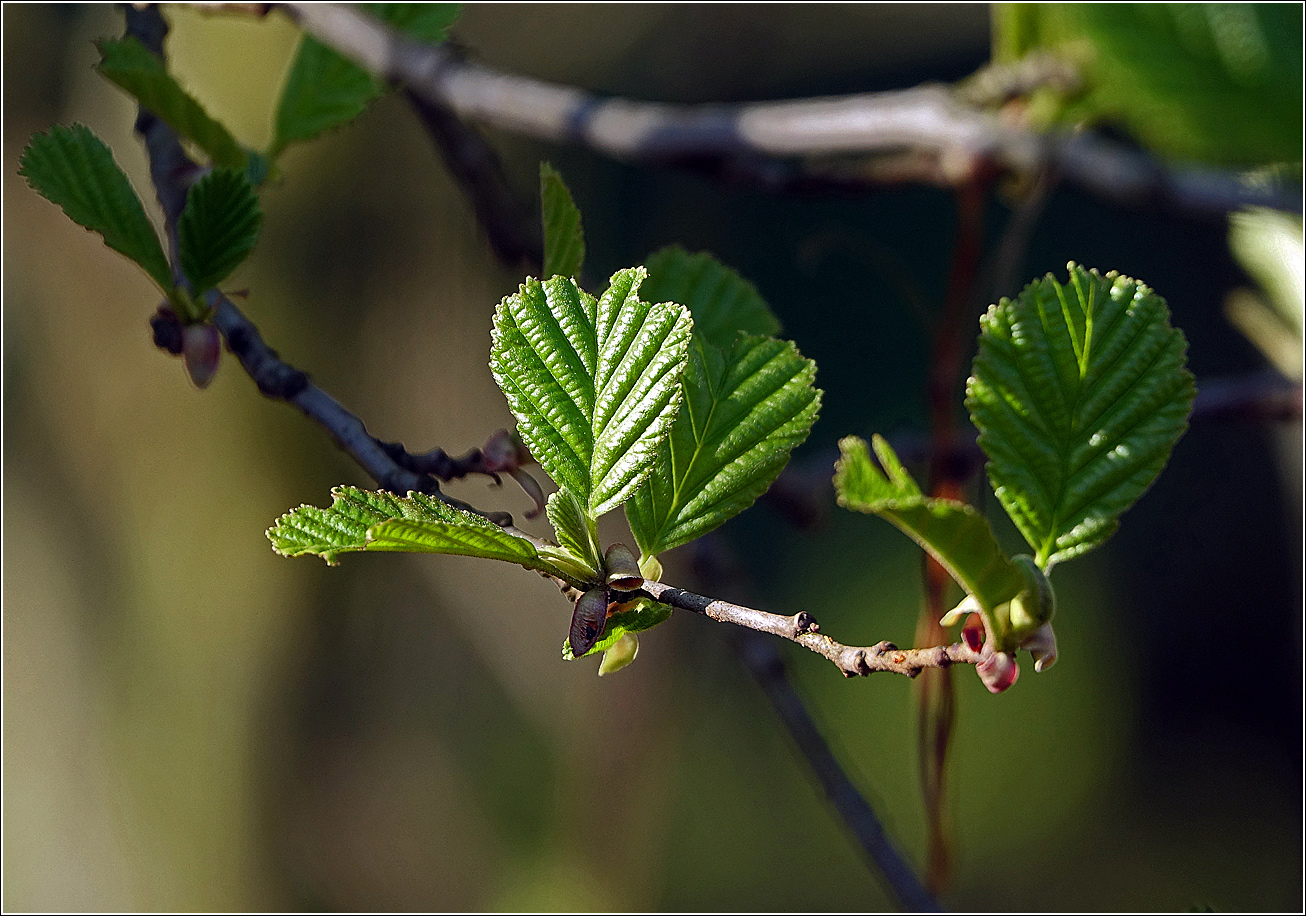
[177,168,262,294]
[20,123,172,292]
[545,488,602,576]
[267,485,583,579]
[626,333,821,556]
[641,246,781,350]
[966,264,1196,569]
[562,598,672,660]
[994,4,1302,166]
[489,269,693,517]
[834,435,1026,612]
[96,37,248,170]
[540,162,585,281]
[272,3,462,155]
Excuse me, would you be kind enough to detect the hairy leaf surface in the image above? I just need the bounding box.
[540,163,584,281]
[835,436,1026,612]
[20,124,172,291]
[966,264,1195,569]
[178,168,262,294]
[627,333,820,557]
[490,269,692,516]
[97,37,248,170]
[267,485,564,576]
[272,4,461,154]
[641,246,781,349]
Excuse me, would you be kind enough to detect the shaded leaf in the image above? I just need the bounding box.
[545,487,601,576]
[20,123,172,291]
[178,168,262,293]
[489,269,693,516]
[966,264,1196,569]
[641,246,781,349]
[97,37,247,170]
[627,333,820,556]
[834,435,1026,612]
[272,3,461,154]
[540,162,585,280]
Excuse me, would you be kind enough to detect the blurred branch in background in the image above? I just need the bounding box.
[280,2,1300,219]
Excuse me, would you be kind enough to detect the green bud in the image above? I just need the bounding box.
[597,633,639,676]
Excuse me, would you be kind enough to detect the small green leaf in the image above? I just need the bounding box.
[489,269,693,517]
[267,485,579,578]
[562,598,672,660]
[540,162,585,281]
[178,168,262,294]
[20,124,172,292]
[966,264,1196,569]
[96,37,248,170]
[626,333,821,556]
[641,246,781,350]
[835,435,1027,612]
[272,3,461,155]
[545,487,601,576]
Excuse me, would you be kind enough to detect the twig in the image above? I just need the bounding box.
[281,2,1301,219]
[637,580,982,678]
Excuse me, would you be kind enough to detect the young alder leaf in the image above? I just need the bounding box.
[626,333,821,557]
[267,485,590,579]
[540,162,585,281]
[489,269,693,517]
[562,598,672,660]
[20,124,172,292]
[96,37,247,170]
[834,435,1027,613]
[272,3,462,155]
[546,487,602,576]
[178,168,262,294]
[641,246,781,350]
[967,264,1196,570]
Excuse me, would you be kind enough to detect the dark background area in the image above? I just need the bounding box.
[4,4,1301,910]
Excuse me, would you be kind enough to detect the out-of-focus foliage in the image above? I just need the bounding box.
[1226,208,1304,380]
[995,3,1303,166]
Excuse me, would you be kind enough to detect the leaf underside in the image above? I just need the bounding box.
[540,162,585,281]
[627,333,821,557]
[267,485,546,570]
[19,123,172,291]
[834,435,1025,612]
[489,269,692,517]
[178,168,262,294]
[96,37,248,170]
[966,264,1196,569]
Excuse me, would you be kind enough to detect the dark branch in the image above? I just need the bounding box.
[282,2,1301,219]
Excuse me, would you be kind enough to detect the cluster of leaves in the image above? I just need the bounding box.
[270,164,824,666]
[19,6,463,379]
[834,264,1195,689]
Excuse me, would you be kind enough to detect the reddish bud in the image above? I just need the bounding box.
[182,323,221,388]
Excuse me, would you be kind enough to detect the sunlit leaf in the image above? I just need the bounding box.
[489,269,692,516]
[834,435,1026,611]
[641,246,781,349]
[562,597,672,660]
[627,333,820,557]
[966,264,1195,569]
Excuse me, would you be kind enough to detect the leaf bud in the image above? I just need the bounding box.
[604,543,643,592]
[597,633,639,676]
[568,585,609,658]
[182,322,221,389]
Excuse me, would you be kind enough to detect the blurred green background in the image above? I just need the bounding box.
[4,4,1301,911]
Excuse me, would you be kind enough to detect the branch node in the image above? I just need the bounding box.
[793,611,818,635]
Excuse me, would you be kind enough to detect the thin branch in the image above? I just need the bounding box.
[282,2,1301,219]
[636,580,982,678]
